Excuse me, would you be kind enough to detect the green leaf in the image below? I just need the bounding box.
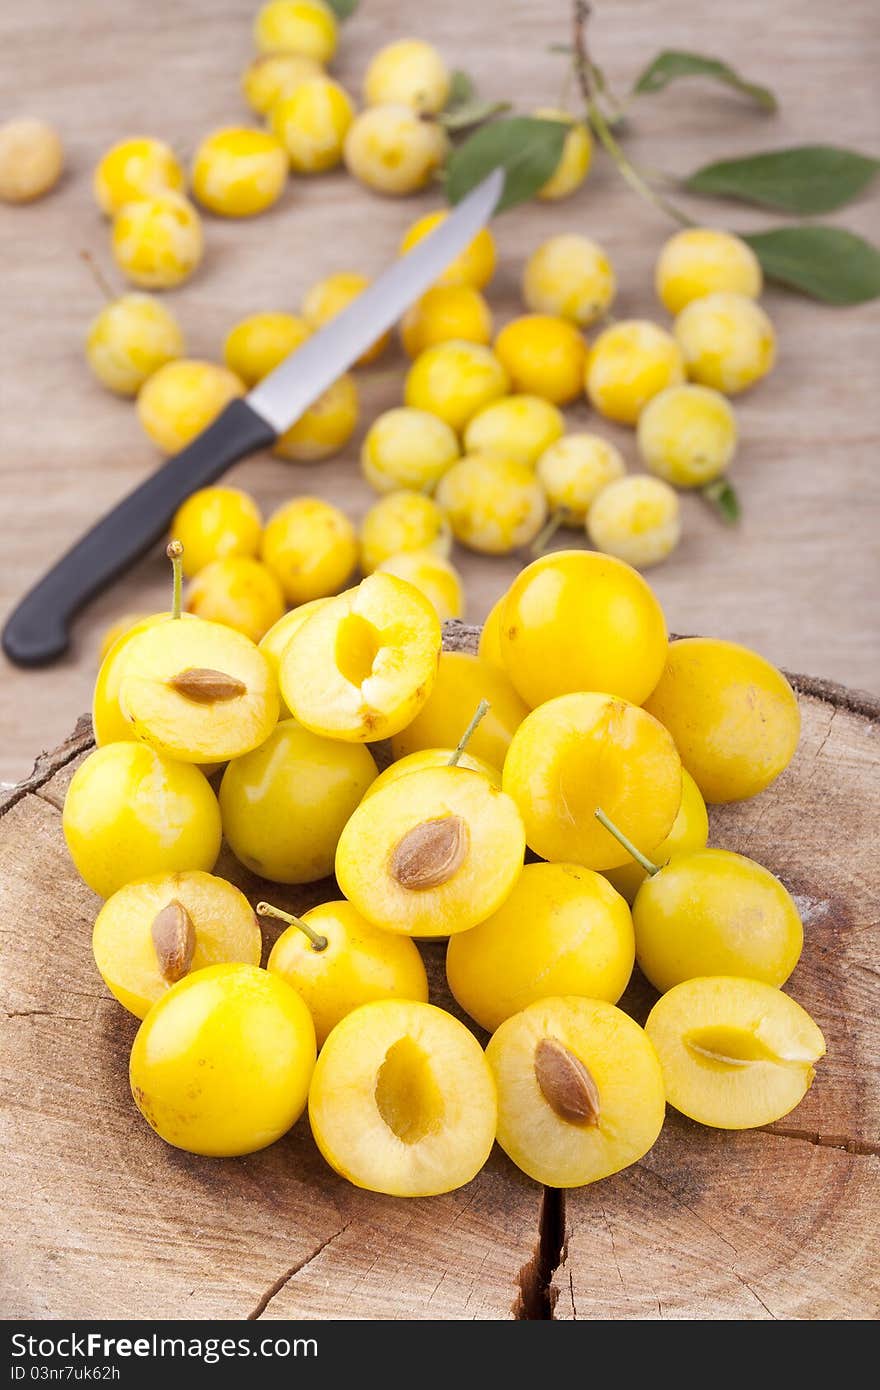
[446,69,476,110]
[701,479,741,525]
[684,145,880,214]
[439,99,511,133]
[633,50,777,112]
[743,225,880,305]
[324,0,358,18]
[445,117,569,213]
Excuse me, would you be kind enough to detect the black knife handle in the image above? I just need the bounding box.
[2,399,276,668]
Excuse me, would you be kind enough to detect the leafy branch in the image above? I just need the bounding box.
[569,0,880,304]
[444,0,880,304]
[570,0,691,227]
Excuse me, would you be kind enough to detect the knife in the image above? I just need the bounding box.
[2,168,505,668]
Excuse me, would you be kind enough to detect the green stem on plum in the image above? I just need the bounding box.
[572,0,692,229]
[256,901,329,952]
[166,540,184,620]
[448,698,491,765]
[530,507,572,557]
[594,806,660,875]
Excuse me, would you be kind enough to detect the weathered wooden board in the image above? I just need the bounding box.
[554,1132,878,1320]
[1,624,877,1319]
[1,0,879,785]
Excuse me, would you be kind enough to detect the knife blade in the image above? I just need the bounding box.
[2,168,505,668]
[250,167,504,433]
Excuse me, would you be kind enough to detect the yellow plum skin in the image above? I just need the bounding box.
[268,899,428,1045]
[447,862,635,1032]
[499,550,668,709]
[633,848,804,993]
[604,769,709,903]
[63,743,221,899]
[130,963,316,1157]
[220,718,377,884]
[643,637,800,803]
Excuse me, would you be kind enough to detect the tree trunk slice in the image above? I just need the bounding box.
[1,625,877,1319]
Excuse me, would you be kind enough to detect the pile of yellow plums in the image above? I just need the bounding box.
[64,541,823,1198]
[87,213,775,606]
[385,218,774,566]
[58,0,785,591]
[98,481,462,656]
[80,6,595,297]
[9,10,775,571]
[71,10,778,574]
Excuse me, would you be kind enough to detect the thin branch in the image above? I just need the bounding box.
[572,0,692,227]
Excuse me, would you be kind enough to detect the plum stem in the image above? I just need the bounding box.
[530,507,571,558]
[79,248,115,301]
[448,698,491,765]
[594,806,659,875]
[571,0,692,228]
[166,540,184,621]
[257,901,328,952]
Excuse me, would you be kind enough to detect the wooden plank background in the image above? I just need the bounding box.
[1,0,879,785]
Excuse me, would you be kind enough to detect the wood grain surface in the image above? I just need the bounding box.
[1,0,879,784]
[1,625,878,1320]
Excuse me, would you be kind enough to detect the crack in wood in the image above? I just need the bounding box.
[246,1222,353,1320]
[514,1187,566,1319]
[33,787,65,812]
[762,1126,880,1157]
[734,1273,778,1320]
[599,1203,624,1286]
[2,1008,57,1021]
[637,1161,740,1257]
